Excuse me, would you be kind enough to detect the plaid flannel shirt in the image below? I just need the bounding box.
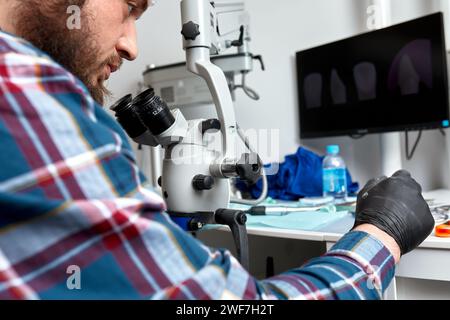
[0,30,395,300]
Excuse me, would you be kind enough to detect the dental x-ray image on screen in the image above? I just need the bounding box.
[296,12,450,139]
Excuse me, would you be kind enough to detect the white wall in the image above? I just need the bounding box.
[107,0,450,191]
[106,0,183,99]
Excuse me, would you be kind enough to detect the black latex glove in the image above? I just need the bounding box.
[353,170,435,255]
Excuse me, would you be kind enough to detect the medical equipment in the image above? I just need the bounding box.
[430,205,450,225]
[143,0,265,106]
[110,0,269,270]
[247,205,328,216]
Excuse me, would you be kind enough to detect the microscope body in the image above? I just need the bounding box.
[159,117,231,214]
[111,0,262,269]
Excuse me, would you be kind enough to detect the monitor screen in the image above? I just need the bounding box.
[296,12,450,139]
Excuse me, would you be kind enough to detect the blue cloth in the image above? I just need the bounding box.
[237,147,359,200]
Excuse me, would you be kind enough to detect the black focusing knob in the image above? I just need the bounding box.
[201,119,221,135]
[181,21,201,41]
[236,153,262,185]
[192,175,215,191]
[157,176,162,187]
[237,212,247,225]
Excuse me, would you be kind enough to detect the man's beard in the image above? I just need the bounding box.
[13,0,118,105]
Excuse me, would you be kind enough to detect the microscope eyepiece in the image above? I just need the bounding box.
[132,88,175,136]
[110,89,177,141]
[110,94,147,139]
[110,94,133,113]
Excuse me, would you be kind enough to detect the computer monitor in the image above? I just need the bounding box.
[296,12,450,139]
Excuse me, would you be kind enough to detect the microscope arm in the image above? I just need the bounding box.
[186,49,237,161]
[181,0,239,169]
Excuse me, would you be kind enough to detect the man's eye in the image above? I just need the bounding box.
[127,3,137,16]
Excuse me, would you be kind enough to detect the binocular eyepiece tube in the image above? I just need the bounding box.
[110,88,176,139]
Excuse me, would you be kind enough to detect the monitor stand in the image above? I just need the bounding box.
[380,132,403,176]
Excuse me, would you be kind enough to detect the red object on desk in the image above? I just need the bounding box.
[435,223,450,238]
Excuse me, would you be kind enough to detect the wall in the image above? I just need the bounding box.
[107,0,450,191]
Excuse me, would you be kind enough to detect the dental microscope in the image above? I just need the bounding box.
[110,0,268,270]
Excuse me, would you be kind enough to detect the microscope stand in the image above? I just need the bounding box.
[168,210,250,270]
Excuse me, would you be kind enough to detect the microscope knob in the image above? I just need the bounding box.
[192,175,215,191]
[201,119,221,135]
[181,21,201,41]
[236,153,262,185]
[158,176,162,187]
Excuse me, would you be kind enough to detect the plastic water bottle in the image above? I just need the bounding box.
[323,145,347,200]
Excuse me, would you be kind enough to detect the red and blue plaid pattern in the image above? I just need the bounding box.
[0,30,395,300]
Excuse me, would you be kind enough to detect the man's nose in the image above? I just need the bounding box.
[116,22,138,61]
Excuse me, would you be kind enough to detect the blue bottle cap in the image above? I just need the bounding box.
[326,145,340,155]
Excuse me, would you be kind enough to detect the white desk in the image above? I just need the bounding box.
[216,189,450,299]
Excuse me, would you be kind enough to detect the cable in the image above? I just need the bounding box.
[405,129,423,161]
[230,124,268,206]
[234,73,260,101]
[349,134,366,140]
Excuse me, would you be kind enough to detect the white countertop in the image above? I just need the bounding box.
[216,189,450,249]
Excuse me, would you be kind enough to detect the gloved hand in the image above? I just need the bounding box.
[353,170,435,255]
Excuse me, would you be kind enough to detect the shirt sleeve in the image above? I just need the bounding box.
[259,231,396,299]
[140,210,396,300]
[0,193,395,300]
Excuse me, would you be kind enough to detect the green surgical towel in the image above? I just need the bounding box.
[245,210,351,231]
[228,202,353,231]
